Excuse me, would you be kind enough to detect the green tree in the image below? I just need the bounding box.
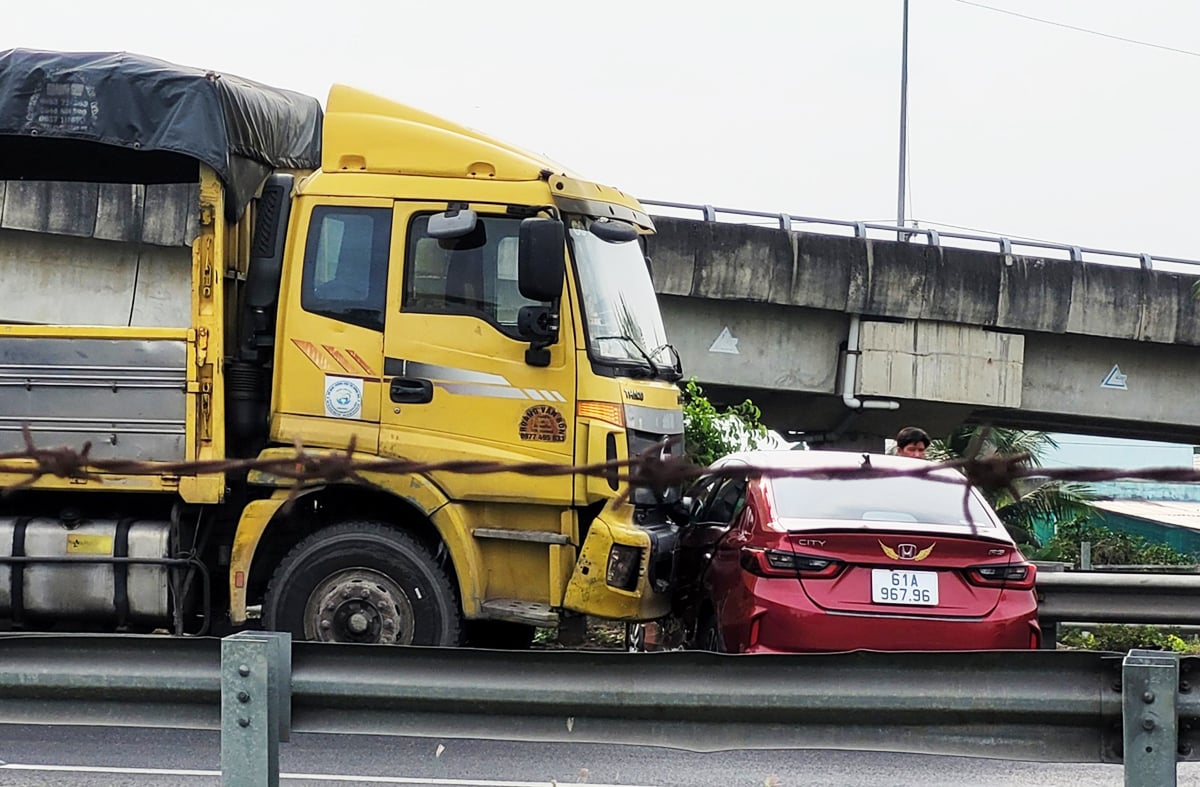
[927,426,1097,549]
[680,379,769,466]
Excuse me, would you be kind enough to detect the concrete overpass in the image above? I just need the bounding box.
[644,211,1200,447]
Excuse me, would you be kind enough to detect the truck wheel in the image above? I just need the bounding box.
[263,521,463,646]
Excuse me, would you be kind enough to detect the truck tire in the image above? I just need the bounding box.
[263,521,463,646]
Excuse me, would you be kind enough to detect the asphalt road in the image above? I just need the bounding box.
[2,724,1199,787]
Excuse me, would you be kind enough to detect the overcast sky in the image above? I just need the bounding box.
[7,1,1199,260]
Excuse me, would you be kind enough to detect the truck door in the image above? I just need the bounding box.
[381,203,576,504]
[273,200,393,453]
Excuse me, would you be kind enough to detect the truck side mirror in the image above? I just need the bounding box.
[589,219,637,243]
[517,305,554,340]
[518,217,565,302]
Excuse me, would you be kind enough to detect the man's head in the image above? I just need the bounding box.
[895,426,930,459]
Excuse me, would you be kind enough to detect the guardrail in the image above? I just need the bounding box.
[640,198,1200,271]
[0,632,1195,787]
[1036,571,1200,649]
[1038,571,1200,626]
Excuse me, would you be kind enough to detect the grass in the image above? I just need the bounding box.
[1059,624,1200,654]
[532,618,628,650]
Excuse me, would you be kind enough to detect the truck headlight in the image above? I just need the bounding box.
[606,544,643,590]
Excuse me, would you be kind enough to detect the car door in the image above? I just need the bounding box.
[674,474,748,626]
[380,204,577,505]
[670,475,724,619]
[701,476,751,587]
[700,475,754,646]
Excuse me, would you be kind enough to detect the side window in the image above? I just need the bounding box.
[403,213,547,338]
[300,206,391,331]
[685,476,722,521]
[704,478,748,526]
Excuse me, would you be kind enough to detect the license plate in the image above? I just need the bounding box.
[871,569,939,606]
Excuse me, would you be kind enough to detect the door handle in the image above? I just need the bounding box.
[389,377,433,404]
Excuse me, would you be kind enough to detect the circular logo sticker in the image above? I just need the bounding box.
[519,405,567,443]
[325,377,363,419]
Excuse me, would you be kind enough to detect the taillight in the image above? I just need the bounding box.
[966,562,1037,590]
[740,547,843,578]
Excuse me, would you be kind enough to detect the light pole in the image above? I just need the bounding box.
[897,0,910,231]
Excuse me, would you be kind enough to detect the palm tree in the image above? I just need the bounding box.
[927,426,1097,549]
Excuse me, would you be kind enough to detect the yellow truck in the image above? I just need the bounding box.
[0,49,685,646]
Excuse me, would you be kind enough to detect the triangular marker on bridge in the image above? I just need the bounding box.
[1101,364,1128,390]
[708,326,740,354]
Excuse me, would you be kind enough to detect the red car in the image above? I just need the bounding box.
[669,450,1040,653]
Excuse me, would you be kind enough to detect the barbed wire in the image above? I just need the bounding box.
[1,427,1198,505]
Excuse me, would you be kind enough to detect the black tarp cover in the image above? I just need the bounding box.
[0,49,323,219]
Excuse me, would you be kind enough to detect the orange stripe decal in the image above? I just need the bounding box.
[291,339,335,371]
[320,344,356,374]
[344,348,377,377]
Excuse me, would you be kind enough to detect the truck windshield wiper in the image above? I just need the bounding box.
[647,343,683,382]
[592,334,657,377]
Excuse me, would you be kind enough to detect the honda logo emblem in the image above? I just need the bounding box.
[880,541,935,561]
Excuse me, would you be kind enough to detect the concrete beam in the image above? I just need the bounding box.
[659,295,845,394]
[648,216,1200,348]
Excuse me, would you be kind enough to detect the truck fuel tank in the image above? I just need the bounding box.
[0,516,177,627]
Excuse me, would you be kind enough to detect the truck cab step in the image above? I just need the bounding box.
[480,599,559,627]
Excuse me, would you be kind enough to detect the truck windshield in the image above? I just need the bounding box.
[569,223,678,380]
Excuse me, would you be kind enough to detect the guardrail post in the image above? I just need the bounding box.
[1123,649,1179,787]
[1040,620,1058,649]
[222,631,291,787]
[252,631,291,742]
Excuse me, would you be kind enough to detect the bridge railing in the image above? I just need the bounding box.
[640,198,1200,272]
[0,632,1192,787]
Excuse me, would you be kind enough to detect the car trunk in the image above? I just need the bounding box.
[781,525,1018,619]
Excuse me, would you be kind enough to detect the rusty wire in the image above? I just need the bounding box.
[0,426,1197,505]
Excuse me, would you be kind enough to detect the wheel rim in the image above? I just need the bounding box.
[302,568,416,644]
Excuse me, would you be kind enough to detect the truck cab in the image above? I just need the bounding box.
[0,50,684,645]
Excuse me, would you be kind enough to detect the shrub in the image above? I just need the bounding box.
[1060,625,1200,654]
[1031,520,1195,566]
[680,379,769,467]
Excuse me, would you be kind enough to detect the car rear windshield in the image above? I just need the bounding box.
[770,475,996,527]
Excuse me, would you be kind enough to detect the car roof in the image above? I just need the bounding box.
[711,449,968,483]
[713,450,1005,536]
